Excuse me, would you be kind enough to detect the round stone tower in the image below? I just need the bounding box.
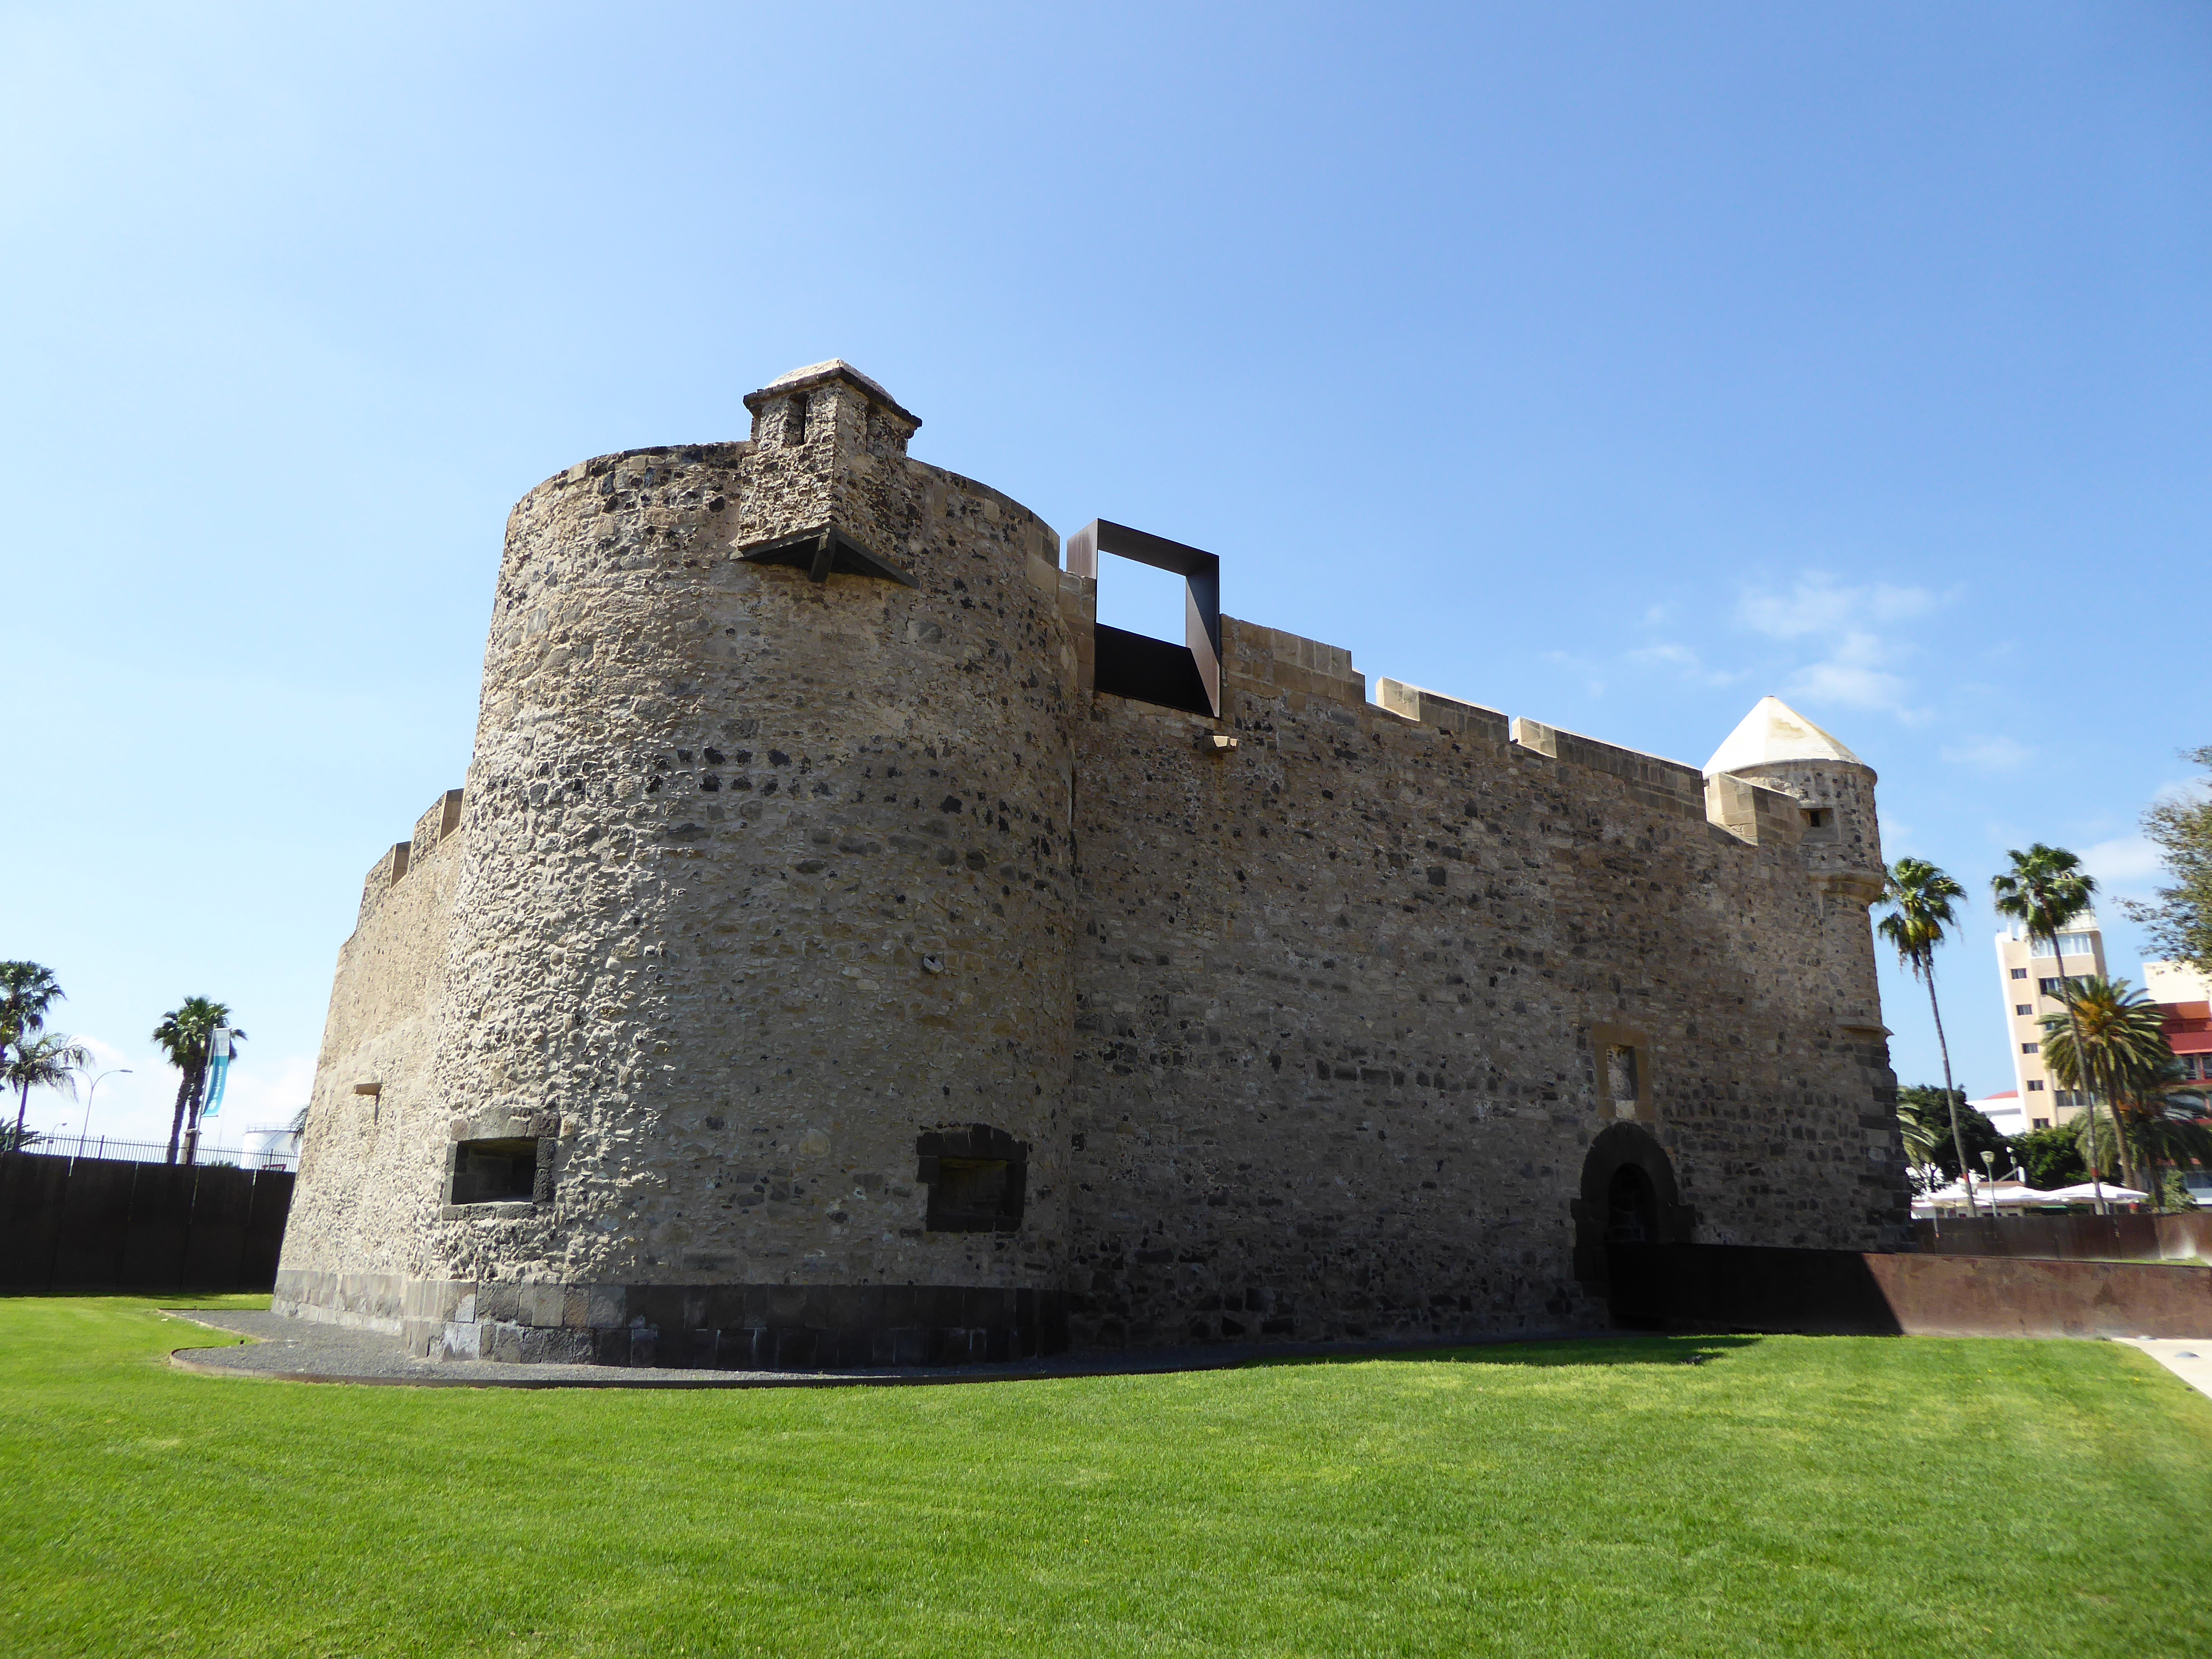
[1704,694,1887,1035]
[415,362,1083,1366]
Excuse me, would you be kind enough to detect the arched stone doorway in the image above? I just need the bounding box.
[1570,1123,1697,1293]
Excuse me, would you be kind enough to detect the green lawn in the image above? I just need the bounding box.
[1,1299,2208,1657]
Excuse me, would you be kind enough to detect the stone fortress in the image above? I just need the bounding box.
[275,360,1909,1368]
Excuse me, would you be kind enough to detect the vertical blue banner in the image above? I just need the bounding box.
[202,1031,232,1119]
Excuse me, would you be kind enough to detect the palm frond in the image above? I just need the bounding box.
[3,1032,93,1098]
[1877,858,1965,980]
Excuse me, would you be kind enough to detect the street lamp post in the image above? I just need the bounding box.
[1979,1149,2000,1222]
[78,1069,131,1159]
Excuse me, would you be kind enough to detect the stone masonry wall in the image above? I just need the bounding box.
[276,790,464,1331]
[279,364,1908,1367]
[1061,616,1907,1350]
[282,366,1093,1366]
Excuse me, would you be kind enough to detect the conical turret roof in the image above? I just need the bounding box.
[1702,696,1863,776]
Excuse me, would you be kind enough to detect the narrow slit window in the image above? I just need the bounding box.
[1604,1046,1640,1118]
[1590,1026,1654,1123]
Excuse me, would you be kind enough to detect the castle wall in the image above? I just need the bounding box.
[1062,618,1905,1349]
[278,364,1909,1369]
[276,791,464,1331]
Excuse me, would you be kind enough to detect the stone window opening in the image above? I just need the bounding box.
[784,394,808,446]
[448,1138,546,1206]
[1801,807,1832,830]
[916,1125,1027,1232]
[1063,519,1223,718]
[1589,1024,1655,1123]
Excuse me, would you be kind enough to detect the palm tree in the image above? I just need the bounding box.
[0,961,64,1049]
[6,1031,92,1153]
[1895,1108,1944,1186]
[1878,858,1972,1181]
[1991,845,2103,1205]
[151,998,244,1166]
[2036,975,2168,1194]
[2111,1055,2212,1201]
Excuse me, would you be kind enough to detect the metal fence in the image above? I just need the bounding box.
[17,1134,297,1171]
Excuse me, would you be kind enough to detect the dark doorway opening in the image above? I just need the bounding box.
[1606,1164,1659,1245]
[1571,1123,1696,1294]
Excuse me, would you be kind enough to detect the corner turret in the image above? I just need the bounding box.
[1704,696,1883,904]
[1706,696,1889,1052]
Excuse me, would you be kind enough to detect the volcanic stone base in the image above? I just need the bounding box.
[337,1279,1069,1369]
[271,1268,409,1335]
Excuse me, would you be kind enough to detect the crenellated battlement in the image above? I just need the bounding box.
[1368,679,1814,851]
[354,788,465,931]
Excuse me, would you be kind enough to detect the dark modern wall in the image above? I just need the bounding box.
[0,1153,294,1293]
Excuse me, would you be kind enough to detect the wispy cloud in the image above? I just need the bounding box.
[1540,649,1606,699]
[1940,736,2034,772]
[1738,575,1943,640]
[1736,574,1951,724]
[2150,769,2212,811]
[1626,642,1743,689]
[2082,833,2163,893]
[1785,630,1926,722]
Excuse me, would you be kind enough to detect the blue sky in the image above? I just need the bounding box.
[3,2,2206,1145]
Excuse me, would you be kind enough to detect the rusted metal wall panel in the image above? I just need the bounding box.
[1612,1242,2212,1340]
[1913,1214,2212,1262]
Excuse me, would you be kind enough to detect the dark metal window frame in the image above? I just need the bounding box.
[1066,519,1222,717]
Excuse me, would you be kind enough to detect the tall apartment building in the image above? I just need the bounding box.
[2146,961,2212,1109]
[1995,915,2106,1130]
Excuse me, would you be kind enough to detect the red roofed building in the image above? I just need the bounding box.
[1970,1089,2025,1137]
[2147,962,2212,1114]
[2160,1000,2212,1106]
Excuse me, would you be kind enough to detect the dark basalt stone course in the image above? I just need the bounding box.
[431,1281,1068,1371]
